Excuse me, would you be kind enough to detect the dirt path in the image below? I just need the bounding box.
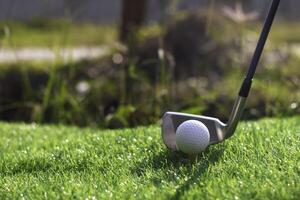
[0,46,110,63]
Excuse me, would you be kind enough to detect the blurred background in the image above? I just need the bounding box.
[0,0,299,128]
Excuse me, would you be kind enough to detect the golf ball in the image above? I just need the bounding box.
[175,120,210,154]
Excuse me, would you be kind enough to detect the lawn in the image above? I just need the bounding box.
[0,117,299,199]
[270,22,300,44]
[0,20,116,47]
[1,20,300,48]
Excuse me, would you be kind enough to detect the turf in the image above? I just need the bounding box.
[0,117,299,199]
[0,21,116,47]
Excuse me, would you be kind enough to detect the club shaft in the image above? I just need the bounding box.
[239,0,280,97]
[226,0,281,140]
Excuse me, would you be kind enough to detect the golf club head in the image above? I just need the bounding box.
[161,96,246,151]
[162,112,226,151]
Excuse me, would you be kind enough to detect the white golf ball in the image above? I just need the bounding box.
[175,120,210,154]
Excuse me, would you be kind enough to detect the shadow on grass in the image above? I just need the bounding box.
[170,147,224,200]
[131,144,225,199]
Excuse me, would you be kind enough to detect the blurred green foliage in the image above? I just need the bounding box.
[0,19,116,47]
[0,15,299,128]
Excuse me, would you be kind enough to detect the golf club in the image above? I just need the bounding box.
[162,0,281,153]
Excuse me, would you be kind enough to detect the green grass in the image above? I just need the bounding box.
[1,20,300,49]
[0,20,116,47]
[270,22,300,44]
[0,117,299,199]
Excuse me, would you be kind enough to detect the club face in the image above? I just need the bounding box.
[162,112,227,151]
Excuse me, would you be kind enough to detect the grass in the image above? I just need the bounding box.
[0,20,116,47]
[0,117,299,199]
[1,20,300,49]
[270,22,300,44]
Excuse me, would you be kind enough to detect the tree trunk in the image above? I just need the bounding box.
[120,0,147,42]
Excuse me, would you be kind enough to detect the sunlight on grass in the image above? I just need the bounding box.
[269,22,300,44]
[0,21,117,48]
[0,117,299,199]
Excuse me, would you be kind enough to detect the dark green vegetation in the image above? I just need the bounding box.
[1,53,299,128]
[0,117,299,199]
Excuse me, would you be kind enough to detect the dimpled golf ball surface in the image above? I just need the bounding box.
[175,120,210,154]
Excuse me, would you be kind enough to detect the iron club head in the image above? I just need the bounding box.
[162,96,246,151]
